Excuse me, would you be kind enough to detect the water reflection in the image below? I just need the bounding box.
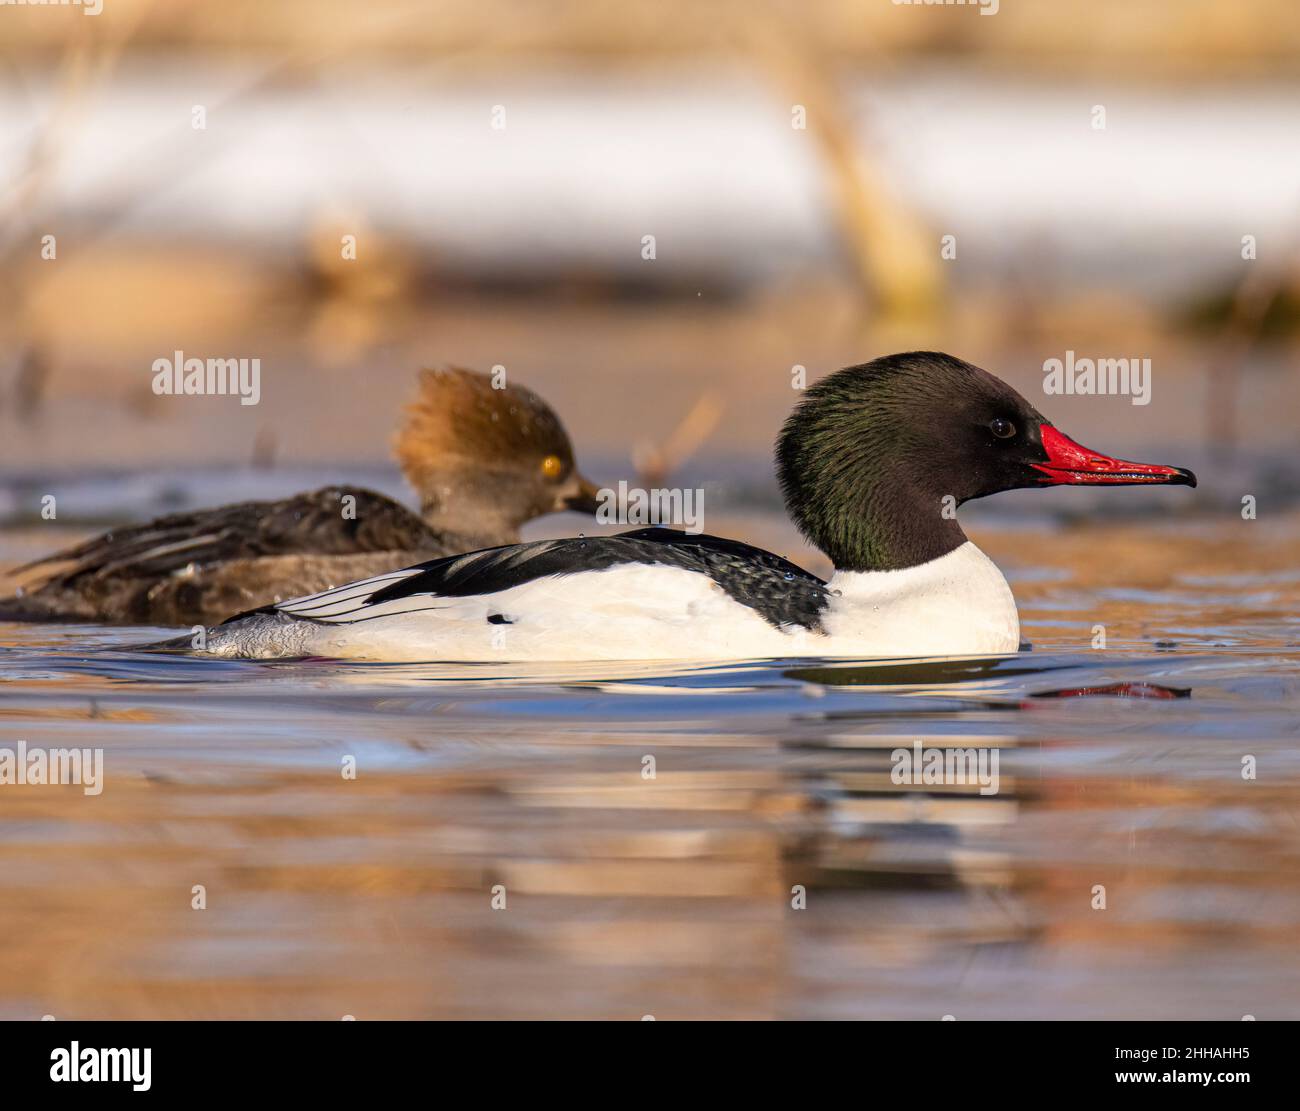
[1027,680,1190,700]
[1,615,1297,1020]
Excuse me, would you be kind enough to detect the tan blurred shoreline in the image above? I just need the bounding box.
[5,276,1299,471]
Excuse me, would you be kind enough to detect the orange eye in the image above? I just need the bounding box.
[540,454,564,479]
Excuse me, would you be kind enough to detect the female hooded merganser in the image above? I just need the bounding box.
[192,352,1195,662]
[2,368,599,626]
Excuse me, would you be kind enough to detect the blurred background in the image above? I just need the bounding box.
[2,0,1300,1024]
[1,0,1298,549]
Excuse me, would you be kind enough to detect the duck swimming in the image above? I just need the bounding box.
[2,368,599,626]
[191,352,1195,662]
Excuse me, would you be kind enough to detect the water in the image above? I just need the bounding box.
[2,516,1299,1019]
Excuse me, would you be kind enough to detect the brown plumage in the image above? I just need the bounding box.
[2,368,599,627]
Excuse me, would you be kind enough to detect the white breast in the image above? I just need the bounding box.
[820,541,1021,658]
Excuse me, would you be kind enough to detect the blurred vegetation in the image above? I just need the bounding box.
[3,0,1300,74]
[0,0,1297,470]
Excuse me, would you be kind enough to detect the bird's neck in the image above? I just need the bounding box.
[794,479,969,573]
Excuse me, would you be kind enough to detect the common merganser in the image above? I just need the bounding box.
[192,352,1195,662]
[2,368,599,626]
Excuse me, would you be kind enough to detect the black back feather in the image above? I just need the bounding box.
[360,527,831,632]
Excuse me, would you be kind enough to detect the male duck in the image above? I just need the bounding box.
[192,352,1194,661]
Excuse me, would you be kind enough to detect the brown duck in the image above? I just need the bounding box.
[2,368,599,626]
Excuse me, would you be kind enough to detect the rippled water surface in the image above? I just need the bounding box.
[2,516,1299,1020]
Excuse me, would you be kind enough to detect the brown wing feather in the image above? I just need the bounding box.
[21,486,437,587]
[132,550,434,626]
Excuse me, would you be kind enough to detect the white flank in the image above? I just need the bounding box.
[199,541,1020,663]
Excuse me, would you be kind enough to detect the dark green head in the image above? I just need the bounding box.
[776,352,1195,572]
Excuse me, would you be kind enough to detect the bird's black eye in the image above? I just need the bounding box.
[989,417,1016,439]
